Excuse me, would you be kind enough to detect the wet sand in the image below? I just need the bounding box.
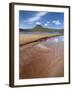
[20,33,63,45]
[19,37,64,79]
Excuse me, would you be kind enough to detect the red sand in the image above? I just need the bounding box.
[19,41,64,79]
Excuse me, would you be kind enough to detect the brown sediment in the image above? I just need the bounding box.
[20,34,63,46]
[19,39,64,79]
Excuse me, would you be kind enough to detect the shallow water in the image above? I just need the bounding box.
[34,36,64,51]
[19,35,64,79]
[46,36,64,44]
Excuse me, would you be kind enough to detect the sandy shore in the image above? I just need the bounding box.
[19,37,64,79]
[19,33,63,45]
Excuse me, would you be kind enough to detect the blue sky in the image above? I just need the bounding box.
[19,11,64,29]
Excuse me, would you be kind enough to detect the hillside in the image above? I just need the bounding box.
[20,25,64,34]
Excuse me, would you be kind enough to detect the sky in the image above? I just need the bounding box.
[19,11,64,29]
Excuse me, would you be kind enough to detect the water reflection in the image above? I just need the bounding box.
[46,36,64,44]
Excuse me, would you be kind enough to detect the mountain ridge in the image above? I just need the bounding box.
[20,24,64,34]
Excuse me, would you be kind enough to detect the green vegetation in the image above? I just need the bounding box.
[20,25,64,34]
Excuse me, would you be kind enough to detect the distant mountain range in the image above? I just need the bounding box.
[20,25,64,34]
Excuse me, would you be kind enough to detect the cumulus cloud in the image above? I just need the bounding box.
[36,22,41,25]
[52,20,61,25]
[26,12,47,22]
[44,23,48,27]
[44,21,50,27]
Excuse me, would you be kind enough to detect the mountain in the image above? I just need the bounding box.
[33,25,44,32]
[20,29,31,32]
[20,24,64,34]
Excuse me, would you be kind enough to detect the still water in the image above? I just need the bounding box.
[46,36,64,44]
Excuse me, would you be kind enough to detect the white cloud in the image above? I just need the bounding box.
[26,12,47,22]
[52,20,61,25]
[36,22,41,25]
[47,21,50,24]
[44,23,48,27]
[44,21,50,27]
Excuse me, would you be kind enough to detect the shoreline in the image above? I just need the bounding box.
[20,34,63,46]
[19,36,64,79]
